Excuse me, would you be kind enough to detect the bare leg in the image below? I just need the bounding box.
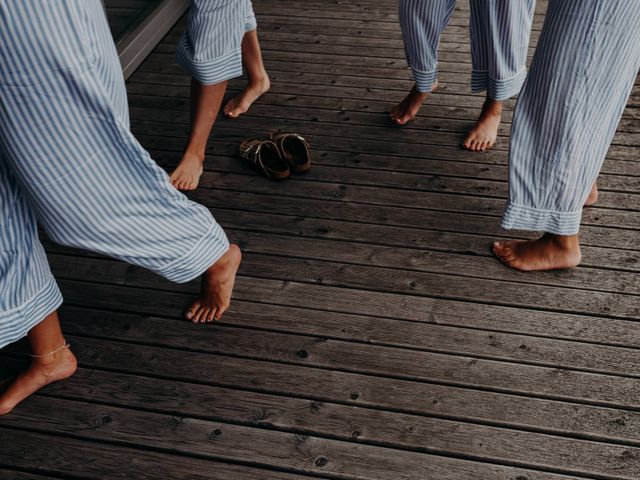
[493,233,582,271]
[390,81,439,126]
[223,30,270,119]
[170,79,228,191]
[584,182,598,206]
[186,244,242,323]
[463,96,503,152]
[0,311,77,415]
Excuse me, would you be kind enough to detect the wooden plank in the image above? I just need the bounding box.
[0,471,64,480]
[16,358,640,450]
[0,427,312,480]
[2,395,634,479]
[132,147,640,223]
[43,223,640,300]
[45,248,640,321]
[29,361,640,452]
[40,252,640,348]
[50,301,640,386]
[8,329,640,439]
[178,189,640,253]
[50,333,640,412]
[0,398,595,480]
[8,341,640,452]
[104,0,158,41]
[116,0,190,79]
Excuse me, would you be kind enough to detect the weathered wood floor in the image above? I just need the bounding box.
[2,0,640,478]
[104,0,158,40]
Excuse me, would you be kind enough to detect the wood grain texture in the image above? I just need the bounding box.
[2,0,640,479]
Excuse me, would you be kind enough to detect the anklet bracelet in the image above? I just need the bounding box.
[30,340,70,358]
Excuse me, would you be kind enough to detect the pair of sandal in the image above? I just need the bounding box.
[240,132,311,180]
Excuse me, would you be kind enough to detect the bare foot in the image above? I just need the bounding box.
[0,346,77,415]
[493,233,581,271]
[186,244,242,323]
[223,76,270,119]
[170,153,204,191]
[463,98,503,152]
[390,82,438,126]
[584,182,598,207]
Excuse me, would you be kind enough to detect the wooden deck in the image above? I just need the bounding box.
[104,0,158,40]
[2,0,640,478]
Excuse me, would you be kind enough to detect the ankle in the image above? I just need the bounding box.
[411,84,429,99]
[181,150,205,163]
[31,347,71,369]
[208,244,241,275]
[544,233,580,250]
[249,72,270,87]
[483,98,503,115]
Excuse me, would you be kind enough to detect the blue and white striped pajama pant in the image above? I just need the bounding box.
[177,0,257,85]
[399,0,535,100]
[0,0,230,349]
[502,0,640,235]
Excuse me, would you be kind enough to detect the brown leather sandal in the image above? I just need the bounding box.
[239,139,290,180]
[269,132,312,173]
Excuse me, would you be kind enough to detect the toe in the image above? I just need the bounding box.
[492,242,505,256]
[498,249,516,262]
[0,402,13,416]
[189,305,203,323]
[193,306,208,323]
[206,308,217,323]
[185,302,201,321]
[215,303,229,320]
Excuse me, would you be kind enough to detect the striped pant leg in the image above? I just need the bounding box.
[0,0,229,284]
[399,0,457,93]
[245,1,257,32]
[177,0,254,85]
[0,159,62,349]
[469,0,535,101]
[501,0,640,235]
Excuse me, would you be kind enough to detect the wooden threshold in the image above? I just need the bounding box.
[116,0,189,80]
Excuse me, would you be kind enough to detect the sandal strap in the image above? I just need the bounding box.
[239,139,278,178]
[270,132,310,162]
[271,132,308,148]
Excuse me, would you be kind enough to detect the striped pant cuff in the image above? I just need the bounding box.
[471,68,528,101]
[0,276,63,350]
[412,67,438,93]
[177,41,243,85]
[501,202,582,236]
[245,13,257,32]
[156,222,230,284]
